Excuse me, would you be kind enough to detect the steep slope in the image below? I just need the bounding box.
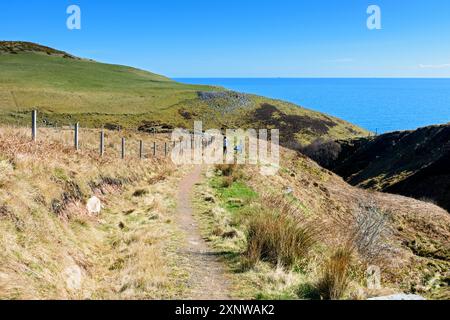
[193,147,450,299]
[0,41,367,144]
[327,124,450,211]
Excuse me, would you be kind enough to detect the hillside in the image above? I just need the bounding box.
[325,124,450,212]
[192,149,450,300]
[1,127,448,299]
[0,41,367,145]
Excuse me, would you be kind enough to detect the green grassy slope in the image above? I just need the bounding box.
[0,41,368,144]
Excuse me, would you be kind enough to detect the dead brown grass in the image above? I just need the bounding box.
[316,246,353,300]
[244,195,318,268]
[0,126,177,299]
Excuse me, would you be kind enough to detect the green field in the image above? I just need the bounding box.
[0,41,368,144]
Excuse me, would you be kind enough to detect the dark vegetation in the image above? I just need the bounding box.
[326,124,450,212]
[0,41,79,59]
[300,138,342,167]
[251,103,338,144]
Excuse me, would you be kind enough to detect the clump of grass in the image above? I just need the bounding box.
[316,246,353,300]
[215,164,237,177]
[244,204,317,269]
[221,175,234,188]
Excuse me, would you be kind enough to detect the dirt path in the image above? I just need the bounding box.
[177,165,231,300]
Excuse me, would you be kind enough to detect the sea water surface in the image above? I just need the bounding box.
[175,78,450,134]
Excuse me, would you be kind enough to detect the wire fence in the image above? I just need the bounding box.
[28,110,215,160]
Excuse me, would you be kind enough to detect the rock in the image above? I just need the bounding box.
[368,294,426,300]
[64,265,82,291]
[284,187,294,195]
[86,196,101,215]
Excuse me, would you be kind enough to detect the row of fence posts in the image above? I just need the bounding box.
[31,110,171,159]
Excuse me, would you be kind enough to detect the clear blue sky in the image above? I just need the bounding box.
[1,0,450,77]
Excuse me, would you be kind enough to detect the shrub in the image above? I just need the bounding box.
[244,204,317,268]
[349,201,392,263]
[217,164,245,188]
[316,246,353,300]
[215,164,237,177]
[301,138,341,167]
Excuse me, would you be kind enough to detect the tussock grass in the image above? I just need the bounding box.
[215,164,237,177]
[316,246,353,300]
[244,195,318,269]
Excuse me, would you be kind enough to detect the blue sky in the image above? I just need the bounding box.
[1,0,450,77]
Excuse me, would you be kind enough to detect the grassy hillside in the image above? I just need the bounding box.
[327,124,450,212]
[193,151,450,300]
[0,127,189,299]
[0,41,367,144]
[1,127,448,299]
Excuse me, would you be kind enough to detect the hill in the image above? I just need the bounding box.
[0,41,367,145]
[326,124,450,212]
[1,127,448,299]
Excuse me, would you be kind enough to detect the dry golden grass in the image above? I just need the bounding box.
[316,246,353,300]
[244,196,318,269]
[0,126,179,299]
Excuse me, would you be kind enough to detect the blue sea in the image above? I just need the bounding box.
[175,78,450,134]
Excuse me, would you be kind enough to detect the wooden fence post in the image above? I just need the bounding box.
[100,130,105,157]
[153,142,156,157]
[121,137,126,159]
[74,123,79,150]
[164,142,168,157]
[139,140,144,159]
[32,110,37,141]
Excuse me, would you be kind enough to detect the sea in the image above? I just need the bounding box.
[175,78,450,134]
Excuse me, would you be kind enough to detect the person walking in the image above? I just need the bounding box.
[223,136,228,155]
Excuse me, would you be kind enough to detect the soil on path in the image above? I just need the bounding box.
[177,165,231,300]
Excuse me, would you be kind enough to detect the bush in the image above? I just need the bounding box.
[316,246,353,300]
[244,200,317,268]
[301,138,341,167]
[216,164,245,188]
[349,201,392,263]
[215,164,237,177]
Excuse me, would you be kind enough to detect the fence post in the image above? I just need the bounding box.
[164,142,168,157]
[74,123,79,150]
[100,130,105,157]
[121,137,126,159]
[139,140,144,159]
[153,142,156,157]
[32,110,37,141]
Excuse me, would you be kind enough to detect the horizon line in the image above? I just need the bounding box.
[172,76,450,79]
